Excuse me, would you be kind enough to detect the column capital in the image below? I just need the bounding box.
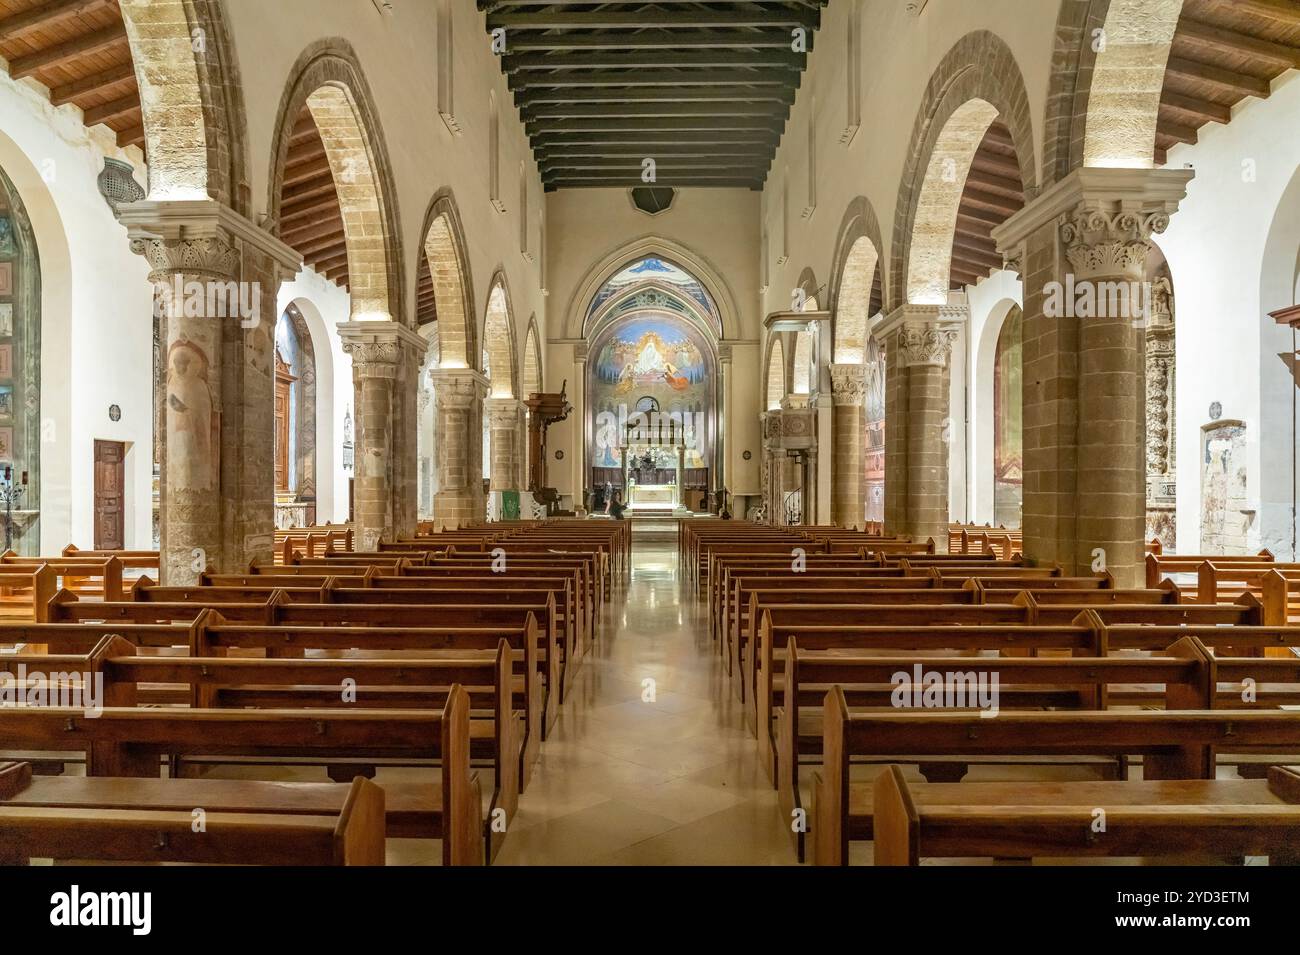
[991,166,1193,272]
[876,303,964,368]
[429,367,490,410]
[339,321,427,379]
[828,363,866,406]
[119,198,302,280]
[486,396,522,421]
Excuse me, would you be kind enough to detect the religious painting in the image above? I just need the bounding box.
[589,313,715,470]
[1201,420,1249,555]
[0,385,14,419]
[0,304,11,338]
[0,344,12,378]
[993,307,1024,528]
[166,340,219,491]
[0,217,13,256]
[0,427,13,459]
[586,257,717,328]
[0,263,10,296]
[863,338,886,524]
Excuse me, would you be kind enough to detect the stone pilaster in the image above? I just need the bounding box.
[760,410,782,525]
[829,363,866,529]
[487,397,522,493]
[991,167,1192,585]
[878,304,963,549]
[120,199,301,584]
[430,368,489,528]
[339,322,427,549]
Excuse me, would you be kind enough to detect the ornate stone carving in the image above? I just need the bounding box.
[895,324,958,367]
[1060,204,1171,282]
[129,234,240,281]
[829,363,866,406]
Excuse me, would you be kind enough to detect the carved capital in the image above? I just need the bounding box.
[430,368,489,412]
[338,321,427,380]
[487,397,522,427]
[876,303,965,369]
[130,234,241,282]
[1060,202,1170,282]
[829,363,867,407]
[896,324,958,367]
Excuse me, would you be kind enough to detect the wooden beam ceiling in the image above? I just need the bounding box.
[1155,0,1300,165]
[274,106,349,292]
[482,2,821,190]
[0,0,142,152]
[949,121,1025,291]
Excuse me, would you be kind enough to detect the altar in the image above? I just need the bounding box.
[628,483,676,508]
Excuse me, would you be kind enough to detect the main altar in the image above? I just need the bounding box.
[621,416,687,512]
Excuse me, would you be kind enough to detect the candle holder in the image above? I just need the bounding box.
[0,469,26,552]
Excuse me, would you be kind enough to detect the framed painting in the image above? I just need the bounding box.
[0,262,10,296]
[0,303,11,338]
[0,345,12,378]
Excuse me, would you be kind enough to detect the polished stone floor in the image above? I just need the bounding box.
[492,527,794,865]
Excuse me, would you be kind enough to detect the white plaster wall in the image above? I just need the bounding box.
[0,74,154,553]
[225,0,547,397]
[277,272,353,523]
[963,272,1023,525]
[1158,71,1300,556]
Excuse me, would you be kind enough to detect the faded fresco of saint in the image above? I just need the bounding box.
[166,340,219,490]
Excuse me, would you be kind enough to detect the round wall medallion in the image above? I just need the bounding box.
[742,450,752,461]
[1209,401,1222,421]
[555,450,564,460]
[108,404,121,422]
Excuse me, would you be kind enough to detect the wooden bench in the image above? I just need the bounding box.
[0,762,388,866]
[872,764,1300,866]
[812,697,1300,865]
[0,686,485,865]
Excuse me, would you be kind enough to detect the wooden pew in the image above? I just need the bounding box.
[0,762,387,866]
[0,688,485,865]
[812,695,1300,865]
[872,764,1300,866]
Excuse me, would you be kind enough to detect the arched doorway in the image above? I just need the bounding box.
[585,256,720,514]
[273,305,318,528]
[0,161,41,554]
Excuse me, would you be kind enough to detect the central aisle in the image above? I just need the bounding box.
[495,527,794,865]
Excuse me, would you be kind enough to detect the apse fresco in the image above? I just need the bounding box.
[590,314,713,469]
[587,257,717,326]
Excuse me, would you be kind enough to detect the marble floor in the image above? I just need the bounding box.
[492,526,796,865]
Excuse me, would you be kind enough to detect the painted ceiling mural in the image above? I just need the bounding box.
[586,257,717,328]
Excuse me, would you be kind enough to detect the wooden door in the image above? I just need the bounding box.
[94,440,125,550]
[274,377,291,492]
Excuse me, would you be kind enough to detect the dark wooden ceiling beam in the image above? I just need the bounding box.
[538,145,776,161]
[535,129,780,145]
[81,93,141,127]
[517,86,797,105]
[963,168,1024,199]
[969,153,1023,181]
[281,175,338,206]
[299,232,350,258]
[1159,90,1233,125]
[523,100,787,119]
[283,216,345,246]
[503,49,805,71]
[282,193,342,225]
[545,178,762,190]
[118,125,145,148]
[960,188,1023,217]
[1164,56,1271,98]
[1211,0,1300,24]
[283,156,334,187]
[487,10,817,29]
[502,29,805,50]
[541,159,771,173]
[0,0,112,40]
[9,24,130,79]
[510,69,793,90]
[1177,16,1300,68]
[49,61,135,106]
[528,116,784,134]
[313,251,350,273]
[1155,118,1199,146]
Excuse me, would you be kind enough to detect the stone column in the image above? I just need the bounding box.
[121,200,301,584]
[829,363,866,528]
[760,411,782,524]
[430,368,489,528]
[991,167,1191,585]
[879,305,963,549]
[487,397,522,492]
[338,323,426,549]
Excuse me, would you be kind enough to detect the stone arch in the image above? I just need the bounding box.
[418,190,477,368]
[266,39,405,324]
[889,31,1038,309]
[828,197,886,364]
[971,298,1024,527]
[120,0,248,210]
[566,235,742,342]
[792,329,814,395]
[765,336,786,411]
[483,272,519,399]
[523,317,543,397]
[274,302,319,522]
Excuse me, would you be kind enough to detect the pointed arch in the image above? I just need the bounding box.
[483,272,519,399]
[418,190,477,368]
[523,317,543,397]
[267,39,405,324]
[766,337,787,411]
